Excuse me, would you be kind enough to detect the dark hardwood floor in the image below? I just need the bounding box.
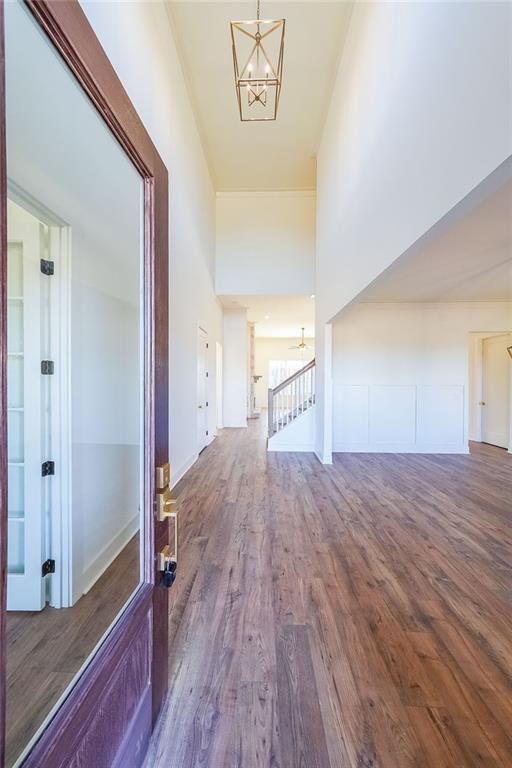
[145,421,512,768]
[5,535,139,768]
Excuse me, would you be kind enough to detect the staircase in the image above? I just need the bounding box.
[268,358,316,438]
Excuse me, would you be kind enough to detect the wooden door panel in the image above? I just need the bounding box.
[22,589,152,768]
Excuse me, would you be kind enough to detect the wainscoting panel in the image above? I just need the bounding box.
[333,383,467,453]
[333,385,369,445]
[416,385,465,446]
[369,385,416,445]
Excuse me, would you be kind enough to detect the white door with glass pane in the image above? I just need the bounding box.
[7,204,45,610]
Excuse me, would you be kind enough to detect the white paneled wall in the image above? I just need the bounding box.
[334,384,465,452]
[370,386,416,446]
[335,385,368,445]
[416,385,465,446]
[333,303,512,454]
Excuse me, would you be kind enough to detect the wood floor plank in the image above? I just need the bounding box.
[275,624,331,768]
[234,682,281,768]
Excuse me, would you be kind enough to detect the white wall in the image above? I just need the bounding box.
[254,337,315,410]
[82,1,223,485]
[315,1,512,460]
[332,302,512,453]
[314,322,333,464]
[216,191,315,295]
[316,2,512,326]
[268,405,316,453]
[223,310,248,428]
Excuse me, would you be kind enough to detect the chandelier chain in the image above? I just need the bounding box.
[257,0,260,20]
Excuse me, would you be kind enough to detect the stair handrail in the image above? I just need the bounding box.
[268,358,316,437]
[271,357,315,395]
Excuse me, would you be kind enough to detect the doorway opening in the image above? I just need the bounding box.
[6,191,71,612]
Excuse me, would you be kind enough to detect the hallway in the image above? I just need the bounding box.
[146,422,512,768]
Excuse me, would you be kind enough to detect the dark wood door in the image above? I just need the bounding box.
[0,2,170,766]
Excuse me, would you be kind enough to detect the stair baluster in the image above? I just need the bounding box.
[267,358,316,437]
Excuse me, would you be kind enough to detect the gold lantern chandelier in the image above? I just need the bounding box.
[230,0,285,122]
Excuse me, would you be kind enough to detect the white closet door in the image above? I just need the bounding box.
[7,205,45,611]
[197,328,208,452]
[482,334,512,450]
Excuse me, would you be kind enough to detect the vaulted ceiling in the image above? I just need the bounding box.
[167,2,353,190]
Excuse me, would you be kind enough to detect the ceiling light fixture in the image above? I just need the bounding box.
[289,328,311,352]
[230,0,285,122]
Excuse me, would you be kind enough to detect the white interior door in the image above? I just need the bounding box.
[7,202,46,610]
[197,328,208,452]
[482,333,512,449]
[216,341,223,429]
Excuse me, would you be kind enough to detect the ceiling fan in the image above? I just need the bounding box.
[289,327,311,352]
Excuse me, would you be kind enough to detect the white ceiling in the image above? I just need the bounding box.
[167,2,352,190]
[219,293,315,336]
[359,178,512,304]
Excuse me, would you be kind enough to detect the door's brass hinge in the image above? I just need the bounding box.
[155,462,170,491]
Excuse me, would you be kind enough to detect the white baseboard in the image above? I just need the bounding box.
[171,452,198,489]
[170,435,217,491]
[268,443,315,453]
[333,442,470,454]
[81,512,139,597]
[314,449,333,465]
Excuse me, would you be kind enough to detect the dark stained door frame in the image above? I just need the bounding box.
[0,1,170,765]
